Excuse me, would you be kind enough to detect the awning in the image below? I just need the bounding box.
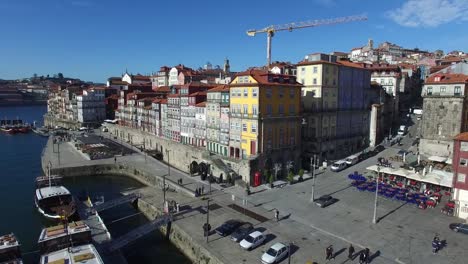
[366,166,454,188]
[428,156,447,163]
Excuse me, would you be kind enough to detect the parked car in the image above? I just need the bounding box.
[261,242,289,264]
[344,155,359,166]
[398,125,407,135]
[449,223,468,234]
[240,231,266,250]
[315,195,338,208]
[397,149,408,157]
[215,220,243,237]
[330,160,347,172]
[374,145,385,153]
[230,222,253,242]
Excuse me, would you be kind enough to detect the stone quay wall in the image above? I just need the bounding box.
[44,162,196,198]
[106,124,252,184]
[137,198,224,264]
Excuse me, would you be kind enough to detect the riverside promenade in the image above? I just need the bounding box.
[41,132,468,264]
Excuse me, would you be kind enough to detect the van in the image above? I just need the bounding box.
[330,160,348,172]
[398,125,407,135]
[344,155,359,166]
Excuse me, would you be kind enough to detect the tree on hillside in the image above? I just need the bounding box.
[58,73,64,79]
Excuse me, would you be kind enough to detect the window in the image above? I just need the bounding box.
[279,88,284,98]
[289,89,294,98]
[243,88,248,97]
[242,123,247,132]
[458,173,466,182]
[427,87,432,95]
[300,78,305,84]
[289,105,295,115]
[440,86,446,93]
[252,88,258,97]
[279,105,284,114]
[380,79,385,84]
[313,78,317,85]
[243,104,248,114]
[460,158,468,166]
[252,105,258,115]
[251,123,257,133]
[266,88,272,98]
[455,86,461,96]
[313,66,317,73]
[266,104,272,115]
[325,67,329,74]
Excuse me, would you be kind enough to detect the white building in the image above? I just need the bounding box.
[76,88,105,125]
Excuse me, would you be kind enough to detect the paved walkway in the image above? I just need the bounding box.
[42,130,468,264]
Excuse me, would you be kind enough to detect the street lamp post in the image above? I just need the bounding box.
[373,166,380,224]
[310,154,316,202]
[164,149,170,207]
[205,199,210,243]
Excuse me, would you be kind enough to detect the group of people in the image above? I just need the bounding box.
[325,245,370,263]
[194,185,205,197]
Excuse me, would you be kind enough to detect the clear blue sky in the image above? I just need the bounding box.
[1,0,467,82]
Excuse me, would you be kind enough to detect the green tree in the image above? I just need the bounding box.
[58,73,64,79]
[287,171,294,184]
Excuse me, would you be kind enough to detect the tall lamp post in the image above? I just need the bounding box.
[373,166,380,224]
[310,154,317,202]
[164,149,170,208]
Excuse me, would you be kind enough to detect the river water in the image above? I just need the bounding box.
[0,105,190,264]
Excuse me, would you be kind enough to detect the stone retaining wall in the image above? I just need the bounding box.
[106,124,252,183]
[47,163,196,198]
[137,198,224,264]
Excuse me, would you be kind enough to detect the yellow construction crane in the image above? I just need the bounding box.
[246,14,368,67]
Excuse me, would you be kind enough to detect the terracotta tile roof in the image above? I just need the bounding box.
[430,65,450,74]
[207,85,230,92]
[441,56,463,63]
[425,73,468,84]
[454,132,468,141]
[234,70,302,86]
[189,91,207,96]
[153,86,171,93]
[109,80,129,85]
[195,101,206,107]
[296,60,340,66]
[131,74,151,81]
[337,60,366,69]
[107,94,119,100]
[167,94,180,98]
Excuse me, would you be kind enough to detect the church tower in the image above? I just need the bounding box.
[223,58,230,74]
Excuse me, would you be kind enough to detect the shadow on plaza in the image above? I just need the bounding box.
[376,202,408,223]
[324,185,353,197]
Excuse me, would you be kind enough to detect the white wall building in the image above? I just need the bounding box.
[76,89,105,124]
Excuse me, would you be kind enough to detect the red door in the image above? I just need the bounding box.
[250,141,256,155]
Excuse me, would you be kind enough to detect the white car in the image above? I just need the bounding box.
[261,242,289,264]
[240,231,265,250]
[330,160,348,172]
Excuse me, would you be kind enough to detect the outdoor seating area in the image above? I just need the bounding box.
[348,171,453,211]
[74,135,135,160]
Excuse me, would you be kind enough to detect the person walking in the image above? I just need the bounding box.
[274,209,279,222]
[325,245,334,261]
[348,244,355,260]
[201,186,205,194]
[359,251,365,264]
[114,156,117,164]
[364,248,370,264]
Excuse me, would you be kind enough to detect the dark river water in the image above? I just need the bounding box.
[0,105,190,264]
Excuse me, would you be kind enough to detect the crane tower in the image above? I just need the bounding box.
[246,14,368,67]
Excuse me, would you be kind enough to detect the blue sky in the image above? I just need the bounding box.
[1,0,467,82]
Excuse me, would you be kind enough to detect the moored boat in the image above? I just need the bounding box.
[39,244,103,264]
[0,233,22,264]
[38,221,92,254]
[35,163,76,220]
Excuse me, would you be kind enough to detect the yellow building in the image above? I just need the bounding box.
[296,53,339,161]
[229,70,302,176]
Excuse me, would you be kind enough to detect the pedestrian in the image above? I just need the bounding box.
[114,156,117,164]
[364,248,370,264]
[274,209,279,222]
[179,178,183,185]
[325,245,334,260]
[359,251,365,264]
[202,186,205,194]
[348,244,355,260]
